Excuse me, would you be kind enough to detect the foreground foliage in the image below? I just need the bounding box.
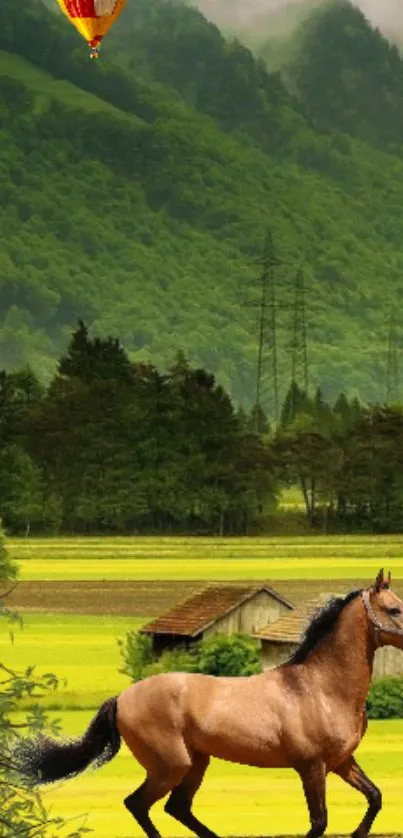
[0,525,87,837]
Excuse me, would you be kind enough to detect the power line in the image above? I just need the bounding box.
[253,229,280,427]
[290,268,308,396]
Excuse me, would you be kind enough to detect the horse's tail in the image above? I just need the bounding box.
[15,696,121,786]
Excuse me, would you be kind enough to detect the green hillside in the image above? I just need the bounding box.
[1,0,403,407]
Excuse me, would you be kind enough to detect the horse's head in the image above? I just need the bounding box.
[362,568,403,650]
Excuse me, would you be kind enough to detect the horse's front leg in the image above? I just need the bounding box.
[298,761,327,838]
[334,755,382,837]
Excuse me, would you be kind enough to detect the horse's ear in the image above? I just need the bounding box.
[374,568,384,592]
[386,570,392,589]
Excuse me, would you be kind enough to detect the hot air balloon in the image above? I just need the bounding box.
[56,0,127,59]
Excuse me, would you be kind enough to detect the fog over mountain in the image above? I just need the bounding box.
[358,0,401,34]
[193,0,401,40]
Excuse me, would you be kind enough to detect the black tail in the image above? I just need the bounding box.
[15,697,121,786]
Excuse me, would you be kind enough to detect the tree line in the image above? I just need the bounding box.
[2,321,403,535]
[278,381,403,532]
[2,323,275,535]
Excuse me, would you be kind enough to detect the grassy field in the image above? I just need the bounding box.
[6,533,403,621]
[36,713,403,837]
[1,613,140,708]
[4,609,403,835]
[8,535,403,583]
[4,534,403,835]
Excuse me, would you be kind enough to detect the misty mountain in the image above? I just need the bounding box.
[192,0,403,43]
[108,0,403,153]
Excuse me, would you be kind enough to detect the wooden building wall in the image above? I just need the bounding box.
[260,641,295,671]
[373,646,403,678]
[150,591,291,656]
[260,640,403,679]
[203,591,290,640]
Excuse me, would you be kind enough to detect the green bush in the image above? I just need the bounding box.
[118,631,155,682]
[195,634,261,677]
[366,677,403,719]
[119,632,261,682]
[143,647,199,678]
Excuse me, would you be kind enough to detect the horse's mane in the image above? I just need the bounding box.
[288,589,363,665]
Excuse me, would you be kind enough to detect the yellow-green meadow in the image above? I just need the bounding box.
[1,613,139,708]
[8,534,403,582]
[4,534,403,835]
[40,714,403,837]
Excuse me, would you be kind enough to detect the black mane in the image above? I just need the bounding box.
[289,589,363,665]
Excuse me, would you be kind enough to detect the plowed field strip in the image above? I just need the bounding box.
[5,579,403,616]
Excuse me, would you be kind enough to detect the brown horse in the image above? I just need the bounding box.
[17,568,403,838]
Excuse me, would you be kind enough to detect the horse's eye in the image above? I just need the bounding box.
[388,607,401,617]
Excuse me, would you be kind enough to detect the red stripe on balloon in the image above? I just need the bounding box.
[62,0,96,18]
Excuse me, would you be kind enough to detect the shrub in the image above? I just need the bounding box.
[143,647,199,677]
[196,634,261,677]
[366,676,403,719]
[118,631,154,682]
[119,631,261,682]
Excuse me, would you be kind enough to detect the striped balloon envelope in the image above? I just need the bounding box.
[56,0,127,58]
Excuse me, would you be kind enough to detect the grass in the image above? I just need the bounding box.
[8,535,403,583]
[5,534,403,835]
[37,713,403,836]
[0,613,139,708]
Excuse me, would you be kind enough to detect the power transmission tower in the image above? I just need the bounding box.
[291,268,308,395]
[254,229,280,427]
[386,311,399,403]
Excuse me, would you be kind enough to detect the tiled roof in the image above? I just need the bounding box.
[254,593,336,644]
[141,584,293,638]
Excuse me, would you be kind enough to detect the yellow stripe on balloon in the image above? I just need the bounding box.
[56,0,74,23]
[64,15,117,42]
[56,0,127,45]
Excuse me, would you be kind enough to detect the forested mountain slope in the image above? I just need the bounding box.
[287,2,403,151]
[1,0,403,406]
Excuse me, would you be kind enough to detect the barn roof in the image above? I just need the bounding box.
[254,593,335,644]
[141,584,293,639]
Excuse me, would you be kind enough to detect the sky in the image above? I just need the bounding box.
[357,0,401,33]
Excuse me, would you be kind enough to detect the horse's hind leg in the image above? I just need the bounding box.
[165,751,219,838]
[124,767,188,838]
[334,756,382,837]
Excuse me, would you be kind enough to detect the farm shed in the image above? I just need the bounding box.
[140,584,293,657]
[254,593,403,679]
